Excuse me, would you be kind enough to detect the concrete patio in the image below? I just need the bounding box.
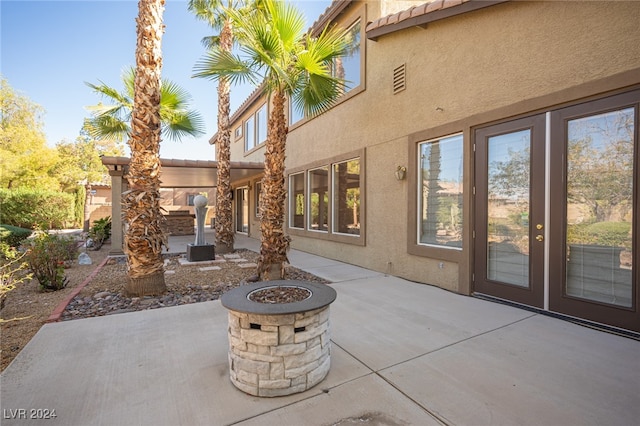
[1,233,638,425]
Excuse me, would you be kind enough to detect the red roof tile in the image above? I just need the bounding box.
[367,0,508,40]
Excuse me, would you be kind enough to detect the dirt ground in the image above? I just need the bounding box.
[1,246,110,372]
[1,243,325,372]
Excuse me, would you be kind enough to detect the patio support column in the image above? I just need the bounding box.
[109,167,125,256]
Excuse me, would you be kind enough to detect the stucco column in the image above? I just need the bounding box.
[108,168,125,256]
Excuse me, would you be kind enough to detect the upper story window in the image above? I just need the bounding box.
[290,100,304,126]
[288,18,363,127]
[418,134,464,249]
[334,19,361,94]
[245,103,268,152]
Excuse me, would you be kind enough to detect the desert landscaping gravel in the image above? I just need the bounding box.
[1,244,328,372]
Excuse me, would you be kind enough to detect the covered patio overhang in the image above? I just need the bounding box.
[101,156,264,255]
[101,156,264,188]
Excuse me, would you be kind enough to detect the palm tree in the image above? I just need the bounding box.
[188,0,236,254]
[121,0,168,296]
[85,66,205,143]
[194,0,349,279]
[188,0,264,254]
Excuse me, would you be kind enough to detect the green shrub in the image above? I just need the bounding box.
[0,188,75,229]
[567,221,632,248]
[0,224,33,248]
[22,231,76,291]
[88,216,111,250]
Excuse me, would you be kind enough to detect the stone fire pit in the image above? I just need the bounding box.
[220,280,337,397]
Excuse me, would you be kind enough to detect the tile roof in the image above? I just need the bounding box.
[366,0,509,41]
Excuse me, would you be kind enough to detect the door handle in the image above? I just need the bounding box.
[536,235,544,242]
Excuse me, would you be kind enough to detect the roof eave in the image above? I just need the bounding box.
[366,0,510,42]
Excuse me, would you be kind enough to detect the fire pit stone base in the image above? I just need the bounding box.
[221,280,336,397]
[227,306,331,397]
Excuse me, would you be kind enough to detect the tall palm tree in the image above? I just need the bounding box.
[194,0,349,279]
[188,0,263,254]
[122,0,168,296]
[188,0,236,254]
[85,67,205,143]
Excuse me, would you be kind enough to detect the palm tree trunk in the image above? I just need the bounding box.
[257,90,290,279]
[83,183,91,232]
[123,0,167,296]
[215,19,234,254]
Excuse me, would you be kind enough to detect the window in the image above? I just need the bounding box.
[288,153,363,244]
[255,181,262,217]
[289,173,305,229]
[308,167,329,232]
[334,19,361,94]
[244,103,267,152]
[332,159,360,235]
[290,100,304,126]
[288,18,363,127]
[244,116,255,151]
[187,194,197,206]
[418,134,463,248]
[257,104,267,145]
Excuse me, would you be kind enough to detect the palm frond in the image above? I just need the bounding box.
[160,80,193,110]
[84,115,130,142]
[193,48,259,86]
[187,0,227,31]
[84,80,130,106]
[295,73,344,117]
[267,0,305,50]
[122,67,136,98]
[161,109,206,142]
[200,35,221,50]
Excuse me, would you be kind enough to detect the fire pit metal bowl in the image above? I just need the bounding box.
[221,280,337,397]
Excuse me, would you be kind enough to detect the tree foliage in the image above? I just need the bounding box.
[54,131,124,192]
[0,77,59,189]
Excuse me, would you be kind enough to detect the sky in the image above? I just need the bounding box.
[1,0,332,160]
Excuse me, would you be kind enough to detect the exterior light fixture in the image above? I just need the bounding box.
[395,166,407,181]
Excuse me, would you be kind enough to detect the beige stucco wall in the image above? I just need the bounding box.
[288,0,639,291]
[230,0,640,292]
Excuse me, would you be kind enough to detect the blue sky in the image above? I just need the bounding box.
[1,0,332,160]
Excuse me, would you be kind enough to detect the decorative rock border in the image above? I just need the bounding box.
[220,280,337,397]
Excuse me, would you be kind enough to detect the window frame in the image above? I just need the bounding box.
[243,103,268,153]
[307,165,330,233]
[332,157,361,237]
[288,4,366,131]
[408,126,466,263]
[287,149,365,246]
[416,133,464,251]
[288,172,306,230]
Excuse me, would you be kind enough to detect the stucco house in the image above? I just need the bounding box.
[220,0,639,334]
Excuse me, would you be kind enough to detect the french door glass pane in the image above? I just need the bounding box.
[487,130,531,287]
[565,108,634,307]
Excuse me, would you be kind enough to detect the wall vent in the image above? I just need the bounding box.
[393,63,406,94]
